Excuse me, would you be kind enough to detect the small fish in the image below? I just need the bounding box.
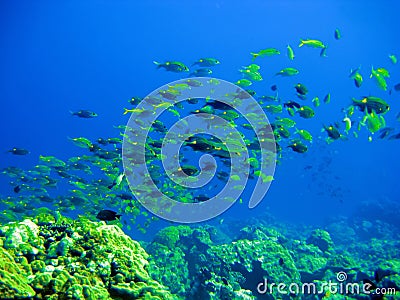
[274,125,290,138]
[265,104,283,114]
[189,68,212,77]
[370,67,388,91]
[185,79,203,87]
[298,39,326,48]
[286,107,295,117]
[334,28,341,40]
[180,165,200,176]
[129,97,142,106]
[352,72,363,88]
[394,83,400,91]
[206,100,231,110]
[365,109,385,134]
[312,97,320,107]
[284,101,301,109]
[153,61,189,72]
[235,79,252,87]
[69,137,93,149]
[271,85,278,91]
[192,58,220,67]
[106,138,122,144]
[246,89,256,96]
[288,140,308,153]
[251,48,280,60]
[323,93,331,104]
[388,54,397,64]
[343,117,352,133]
[275,117,296,128]
[8,148,29,155]
[287,45,295,60]
[377,127,394,139]
[352,96,389,114]
[259,95,279,102]
[320,46,328,57]
[296,106,315,118]
[295,129,313,142]
[376,67,390,78]
[276,68,299,76]
[96,209,121,221]
[239,64,262,81]
[324,124,341,140]
[39,155,66,168]
[194,195,209,202]
[295,83,308,96]
[71,110,98,118]
[220,110,240,121]
[243,63,260,71]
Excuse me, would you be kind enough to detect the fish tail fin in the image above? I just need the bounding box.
[123,108,130,115]
[299,39,304,47]
[250,53,258,61]
[153,61,161,68]
[69,111,75,116]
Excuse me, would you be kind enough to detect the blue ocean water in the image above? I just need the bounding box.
[1,0,399,238]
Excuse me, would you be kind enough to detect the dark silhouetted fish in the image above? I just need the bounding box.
[71,110,98,118]
[8,148,29,155]
[96,209,121,221]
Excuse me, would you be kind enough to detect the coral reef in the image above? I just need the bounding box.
[0,214,174,299]
[146,221,400,299]
[1,212,399,299]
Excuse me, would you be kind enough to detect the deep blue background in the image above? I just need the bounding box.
[1,1,399,230]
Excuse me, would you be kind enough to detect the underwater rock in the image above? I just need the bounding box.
[375,259,400,290]
[306,229,334,253]
[147,243,190,296]
[291,241,328,282]
[0,215,175,299]
[1,219,43,258]
[0,247,36,299]
[235,224,284,242]
[326,219,356,245]
[152,225,192,249]
[206,238,301,299]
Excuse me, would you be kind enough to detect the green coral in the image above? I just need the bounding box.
[152,225,191,249]
[147,243,189,297]
[0,215,175,299]
[306,229,334,253]
[0,247,36,299]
